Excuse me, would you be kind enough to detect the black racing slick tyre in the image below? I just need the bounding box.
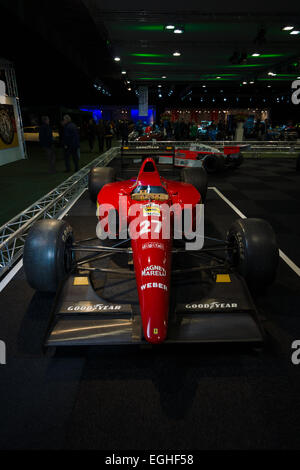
[227,218,279,291]
[227,153,244,168]
[88,166,116,203]
[23,219,74,292]
[202,154,225,173]
[181,166,208,203]
[234,153,244,168]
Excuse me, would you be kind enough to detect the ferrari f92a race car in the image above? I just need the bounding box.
[23,158,278,346]
[159,142,247,173]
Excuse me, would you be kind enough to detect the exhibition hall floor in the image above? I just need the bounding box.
[0,157,300,449]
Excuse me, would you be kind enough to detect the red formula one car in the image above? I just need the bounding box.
[23,159,278,347]
[159,143,248,173]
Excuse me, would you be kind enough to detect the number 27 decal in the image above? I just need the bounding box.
[140,220,162,235]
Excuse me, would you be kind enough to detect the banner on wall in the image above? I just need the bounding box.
[138,86,148,116]
[0,79,5,95]
[0,104,19,150]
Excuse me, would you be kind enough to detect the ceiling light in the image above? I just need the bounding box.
[165,25,175,30]
[216,76,221,79]
[252,53,260,57]
[158,94,162,98]
[162,75,167,79]
[282,26,294,31]
[174,27,184,34]
[127,87,131,91]
[250,81,254,84]
[243,81,247,84]
[114,57,121,61]
[173,51,181,56]
[202,85,206,87]
[267,85,271,88]
[290,30,300,35]
[121,70,126,74]
[158,85,162,87]
[127,81,130,84]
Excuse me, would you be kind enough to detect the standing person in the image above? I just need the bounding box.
[62,114,80,173]
[119,119,129,146]
[173,120,180,141]
[104,120,113,150]
[87,118,96,152]
[96,119,105,153]
[136,120,143,136]
[189,122,198,141]
[39,115,56,173]
[180,120,185,139]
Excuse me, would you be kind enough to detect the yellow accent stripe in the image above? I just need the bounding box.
[73,277,89,286]
[216,274,231,283]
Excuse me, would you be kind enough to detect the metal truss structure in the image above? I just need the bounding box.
[0,147,118,278]
[125,140,300,154]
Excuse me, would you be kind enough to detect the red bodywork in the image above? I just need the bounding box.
[97,158,200,344]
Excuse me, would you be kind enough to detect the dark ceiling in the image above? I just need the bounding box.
[1,0,300,109]
[84,1,300,84]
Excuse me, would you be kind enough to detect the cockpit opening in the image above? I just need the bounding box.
[131,185,169,201]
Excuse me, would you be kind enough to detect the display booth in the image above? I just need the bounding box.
[163,108,269,124]
[0,59,26,166]
[79,105,156,125]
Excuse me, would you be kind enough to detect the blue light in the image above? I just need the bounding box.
[130,107,155,125]
[79,107,102,122]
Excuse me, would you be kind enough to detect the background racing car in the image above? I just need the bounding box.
[159,142,247,173]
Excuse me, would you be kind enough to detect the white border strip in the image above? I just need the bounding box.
[0,188,87,292]
[209,186,300,277]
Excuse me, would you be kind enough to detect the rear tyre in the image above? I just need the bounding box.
[23,219,74,292]
[227,218,279,291]
[227,153,244,168]
[88,166,116,203]
[235,152,244,167]
[202,154,225,173]
[181,166,208,203]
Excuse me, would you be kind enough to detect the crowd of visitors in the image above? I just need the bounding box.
[38,115,130,174]
[39,114,80,173]
[37,113,300,174]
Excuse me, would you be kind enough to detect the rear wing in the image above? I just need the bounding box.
[223,144,251,155]
[121,143,175,166]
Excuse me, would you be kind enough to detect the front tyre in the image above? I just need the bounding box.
[88,166,116,203]
[227,218,279,291]
[181,166,208,203]
[23,219,74,292]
